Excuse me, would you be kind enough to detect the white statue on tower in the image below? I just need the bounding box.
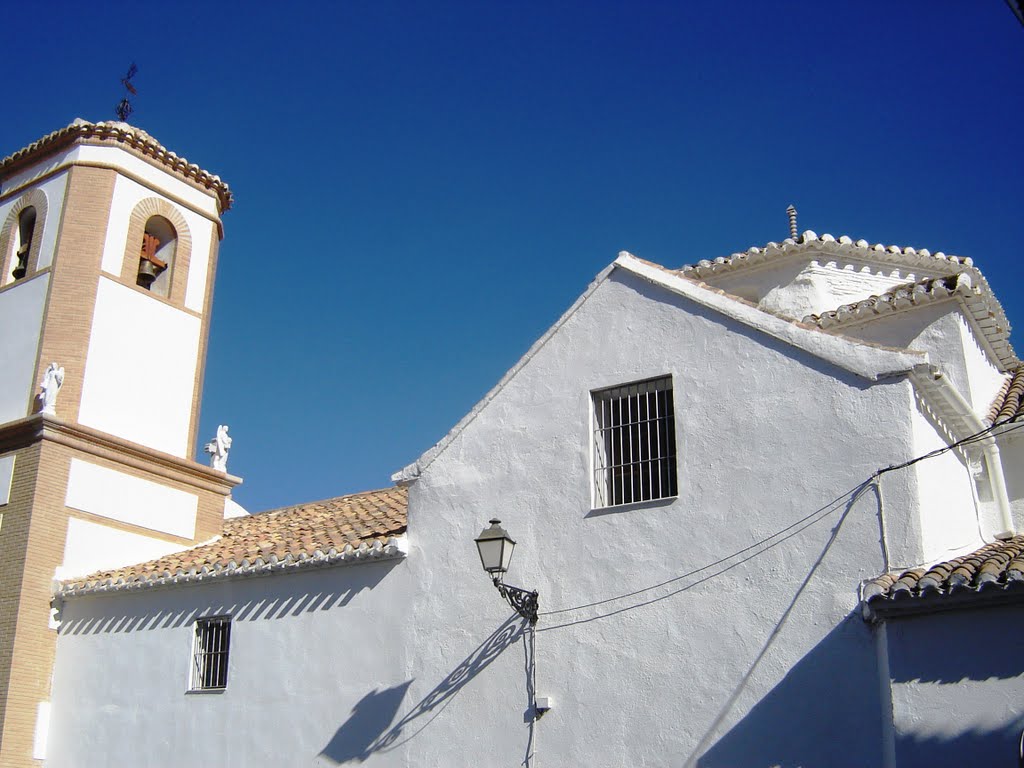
[204,425,232,472]
[39,362,64,416]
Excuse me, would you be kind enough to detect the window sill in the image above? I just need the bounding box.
[185,687,226,695]
[587,495,678,517]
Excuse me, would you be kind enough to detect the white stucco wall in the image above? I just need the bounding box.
[48,267,926,767]
[78,278,200,456]
[48,559,417,767]
[99,175,215,312]
[908,395,981,564]
[706,252,935,320]
[841,304,1006,424]
[0,273,49,424]
[56,518,192,581]
[957,314,1006,416]
[886,606,1024,767]
[64,458,197,539]
[998,430,1024,531]
[851,303,976,398]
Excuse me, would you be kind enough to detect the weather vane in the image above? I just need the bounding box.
[115,63,138,122]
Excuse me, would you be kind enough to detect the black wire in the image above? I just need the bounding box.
[875,414,1023,479]
[539,480,869,616]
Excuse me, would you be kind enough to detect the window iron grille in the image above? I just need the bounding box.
[191,617,230,690]
[593,376,677,507]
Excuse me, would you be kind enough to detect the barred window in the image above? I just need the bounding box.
[592,376,677,507]
[191,617,231,691]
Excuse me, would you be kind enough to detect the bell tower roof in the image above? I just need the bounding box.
[0,119,233,213]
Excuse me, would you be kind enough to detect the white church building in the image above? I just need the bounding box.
[2,121,1022,767]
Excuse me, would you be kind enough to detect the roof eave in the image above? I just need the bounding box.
[862,579,1024,622]
[55,534,409,600]
[617,253,927,382]
[0,119,233,213]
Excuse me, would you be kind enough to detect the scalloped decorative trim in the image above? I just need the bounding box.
[681,230,973,280]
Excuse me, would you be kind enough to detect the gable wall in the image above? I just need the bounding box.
[401,268,920,766]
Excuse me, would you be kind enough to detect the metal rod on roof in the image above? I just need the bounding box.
[786,205,798,240]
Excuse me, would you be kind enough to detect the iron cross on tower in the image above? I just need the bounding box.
[116,63,138,122]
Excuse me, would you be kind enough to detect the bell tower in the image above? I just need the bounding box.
[0,120,239,766]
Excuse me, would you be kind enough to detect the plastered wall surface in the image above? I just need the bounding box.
[1000,432,1024,529]
[78,278,200,456]
[0,274,49,424]
[47,560,417,767]
[399,270,918,767]
[47,268,928,767]
[64,458,198,539]
[99,175,215,312]
[707,253,936,319]
[886,606,1024,767]
[56,518,190,581]
[909,396,981,563]
[957,314,1006,416]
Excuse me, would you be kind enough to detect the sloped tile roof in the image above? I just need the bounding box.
[803,271,1017,371]
[988,367,1024,424]
[862,536,1024,620]
[0,119,233,211]
[674,231,1016,370]
[680,230,974,281]
[803,274,971,328]
[59,486,407,596]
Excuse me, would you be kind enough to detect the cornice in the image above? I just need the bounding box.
[0,414,240,496]
[0,120,232,213]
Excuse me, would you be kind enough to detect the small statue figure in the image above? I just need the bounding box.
[39,362,64,416]
[204,425,232,472]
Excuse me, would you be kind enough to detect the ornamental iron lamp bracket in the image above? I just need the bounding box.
[474,519,539,625]
[493,579,539,625]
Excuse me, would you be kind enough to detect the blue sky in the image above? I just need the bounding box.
[4,2,1022,511]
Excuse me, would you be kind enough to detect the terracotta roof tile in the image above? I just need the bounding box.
[0,119,233,211]
[803,274,971,327]
[675,232,1017,370]
[988,366,1024,424]
[59,486,407,595]
[862,536,1024,620]
[680,230,974,280]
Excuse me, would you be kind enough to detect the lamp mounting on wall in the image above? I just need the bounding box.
[474,519,539,625]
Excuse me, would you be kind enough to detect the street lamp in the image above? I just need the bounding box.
[474,519,539,624]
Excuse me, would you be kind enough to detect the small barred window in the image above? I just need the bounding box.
[592,376,677,508]
[190,617,231,691]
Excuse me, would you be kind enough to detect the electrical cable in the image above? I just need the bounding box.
[873,415,1023,479]
[539,481,866,617]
